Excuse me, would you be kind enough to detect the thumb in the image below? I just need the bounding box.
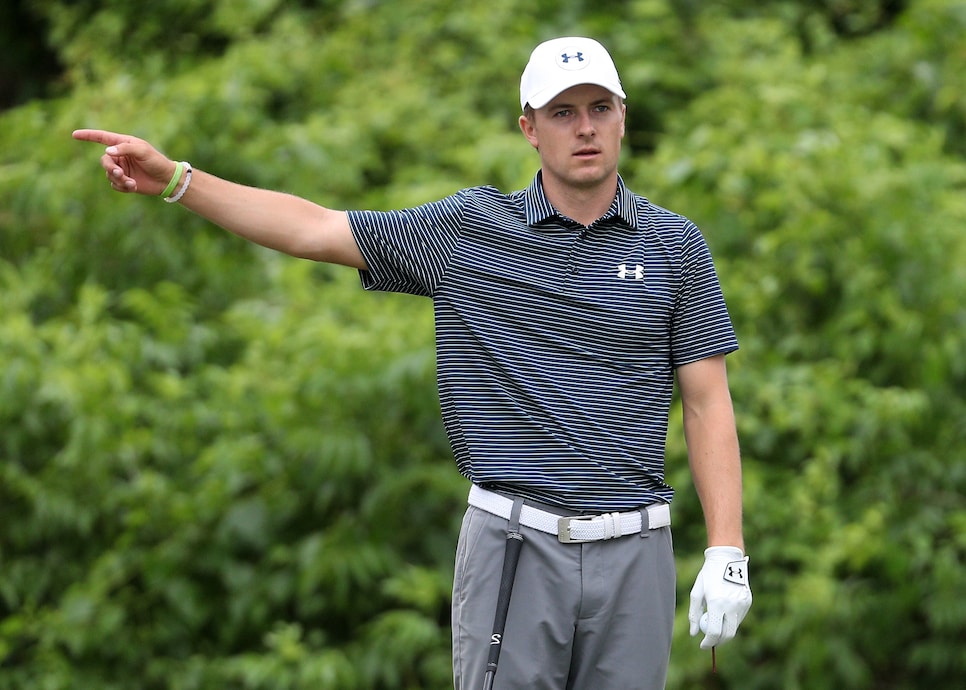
[105,141,146,159]
[699,610,723,650]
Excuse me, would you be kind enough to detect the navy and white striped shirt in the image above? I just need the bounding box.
[348,172,737,512]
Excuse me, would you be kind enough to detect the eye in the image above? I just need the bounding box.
[553,108,572,118]
[594,104,610,113]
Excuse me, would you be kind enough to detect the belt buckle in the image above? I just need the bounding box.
[557,516,594,544]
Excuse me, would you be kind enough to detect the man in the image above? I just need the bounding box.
[75,36,751,690]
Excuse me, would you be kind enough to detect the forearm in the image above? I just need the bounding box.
[175,168,358,265]
[677,355,745,550]
[683,400,745,550]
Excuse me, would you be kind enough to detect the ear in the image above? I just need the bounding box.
[519,114,539,150]
[620,103,627,139]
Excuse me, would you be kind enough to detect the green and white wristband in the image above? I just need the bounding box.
[163,162,192,203]
[160,161,184,198]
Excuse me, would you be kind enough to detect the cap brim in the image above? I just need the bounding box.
[526,80,627,109]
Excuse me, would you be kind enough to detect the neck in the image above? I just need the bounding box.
[541,173,618,227]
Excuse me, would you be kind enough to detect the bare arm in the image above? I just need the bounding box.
[676,354,744,550]
[72,129,366,268]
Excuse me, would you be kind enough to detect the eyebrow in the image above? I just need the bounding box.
[549,97,614,109]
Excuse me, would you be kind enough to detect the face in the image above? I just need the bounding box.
[519,84,626,194]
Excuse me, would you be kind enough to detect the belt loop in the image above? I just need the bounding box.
[508,497,525,534]
[639,506,650,538]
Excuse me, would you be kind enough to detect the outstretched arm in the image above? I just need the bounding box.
[72,129,366,268]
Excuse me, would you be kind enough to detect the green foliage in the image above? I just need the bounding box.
[0,264,458,689]
[2,1,965,688]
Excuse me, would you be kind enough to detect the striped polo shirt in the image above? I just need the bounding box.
[347,172,737,513]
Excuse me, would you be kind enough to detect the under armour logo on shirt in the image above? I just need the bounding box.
[617,264,644,280]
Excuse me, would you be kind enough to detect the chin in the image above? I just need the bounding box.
[568,170,611,189]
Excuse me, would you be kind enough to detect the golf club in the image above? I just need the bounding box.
[481,517,525,690]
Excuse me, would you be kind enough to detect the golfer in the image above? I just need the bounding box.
[75,36,752,690]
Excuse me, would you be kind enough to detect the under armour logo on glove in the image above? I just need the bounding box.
[724,560,748,586]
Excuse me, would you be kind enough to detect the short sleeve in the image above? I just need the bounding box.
[669,222,738,366]
[347,191,467,297]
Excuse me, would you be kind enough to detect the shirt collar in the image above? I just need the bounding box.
[524,171,640,229]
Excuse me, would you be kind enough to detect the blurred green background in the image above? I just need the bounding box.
[1,0,964,688]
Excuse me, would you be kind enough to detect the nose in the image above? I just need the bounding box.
[576,109,595,136]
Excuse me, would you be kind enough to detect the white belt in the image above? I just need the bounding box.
[468,485,671,544]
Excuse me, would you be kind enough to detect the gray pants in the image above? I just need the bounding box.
[452,502,676,690]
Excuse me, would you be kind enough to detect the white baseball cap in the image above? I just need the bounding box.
[520,36,626,110]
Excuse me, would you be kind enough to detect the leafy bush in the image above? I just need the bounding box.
[2,1,964,688]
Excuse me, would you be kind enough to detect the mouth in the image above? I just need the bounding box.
[573,148,600,159]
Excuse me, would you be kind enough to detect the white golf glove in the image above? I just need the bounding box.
[688,546,752,650]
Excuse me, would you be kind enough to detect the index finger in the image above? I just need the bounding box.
[72,129,130,146]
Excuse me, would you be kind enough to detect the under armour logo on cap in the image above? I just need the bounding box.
[520,36,626,110]
[558,51,585,67]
